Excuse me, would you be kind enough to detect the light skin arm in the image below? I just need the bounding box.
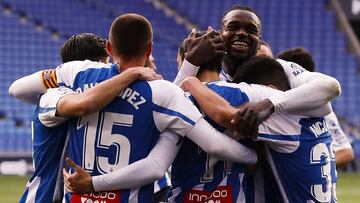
[335,148,355,167]
[56,67,161,117]
[180,76,237,130]
[181,77,273,138]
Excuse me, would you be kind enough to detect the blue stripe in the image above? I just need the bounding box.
[258,133,300,141]
[38,107,56,114]
[153,104,196,126]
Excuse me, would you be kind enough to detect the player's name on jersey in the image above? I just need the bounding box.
[310,120,330,137]
[75,82,146,110]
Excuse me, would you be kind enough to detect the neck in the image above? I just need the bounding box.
[197,70,220,83]
[223,56,240,77]
[114,56,146,71]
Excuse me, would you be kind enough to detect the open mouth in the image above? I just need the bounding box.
[231,39,249,49]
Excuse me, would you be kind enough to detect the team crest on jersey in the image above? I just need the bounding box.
[184,186,233,203]
[290,63,305,77]
[71,191,121,203]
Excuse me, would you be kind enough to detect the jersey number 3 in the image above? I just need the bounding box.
[79,112,133,174]
[310,143,335,202]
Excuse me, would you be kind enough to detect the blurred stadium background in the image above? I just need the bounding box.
[0,0,359,202]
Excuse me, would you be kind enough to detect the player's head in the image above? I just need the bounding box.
[256,40,273,57]
[60,33,109,63]
[233,56,290,91]
[221,5,262,63]
[177,31,222,74]
[277,47,315,72]
[107,13,153,65]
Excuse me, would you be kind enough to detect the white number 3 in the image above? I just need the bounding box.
[310,143,333,202]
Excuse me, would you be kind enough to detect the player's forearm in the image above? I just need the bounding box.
[186,118,257,164]
[268,76,340,116]
[335,148,355,167]
[182,77,237,129]
[173,59,199,85]
[9,71,47,104]
[57,69,141,117]
[92,134,179,191]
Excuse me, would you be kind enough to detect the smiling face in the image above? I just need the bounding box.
[221,9,261,62]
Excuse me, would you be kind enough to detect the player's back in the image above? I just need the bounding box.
[258,113,337,203]
[58,60,201,202]
[170,80,250,203]
[20,91,68,203]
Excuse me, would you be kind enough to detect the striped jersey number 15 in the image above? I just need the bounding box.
[78,112,133,174]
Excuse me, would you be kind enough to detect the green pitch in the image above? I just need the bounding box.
[0,172,359,202]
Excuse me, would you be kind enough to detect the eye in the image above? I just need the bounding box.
[247,26,259,35]
[226,24,237,31]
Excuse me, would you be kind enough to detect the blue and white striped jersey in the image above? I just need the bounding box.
[258,112,337,203]
[19,88,74,203]
[55,60,202,203]
[170,81,283,203]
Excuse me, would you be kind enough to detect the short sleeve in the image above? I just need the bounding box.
[149,80,203,136]
[37,87,76,127]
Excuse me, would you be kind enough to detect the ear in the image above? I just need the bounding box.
[146,42,152,57]
[106,41,113,58]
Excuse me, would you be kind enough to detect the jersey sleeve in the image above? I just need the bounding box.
[92,130,180,192]
[173,59,200,85]
[37,87,76,127]
[223,82,283,102]
[271,59,340,115]
[55,60,109,87]
[325,112,352,151]
[149,80,203,136]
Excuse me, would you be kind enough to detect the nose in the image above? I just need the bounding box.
[235,28,247,36]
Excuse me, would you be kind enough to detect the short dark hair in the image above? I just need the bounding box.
[222,5,262,31]
[60,33,107,63]
[110,13,152,58]
[233,56,289,91]
[277,47,315,72]
[178,31,222,74]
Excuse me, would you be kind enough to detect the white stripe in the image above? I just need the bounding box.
[265,146,290,203]
[25,176,41,203]
[129,188,140,203]
[220,175,228,186]
[237,173,246,203]
[31,122,35,170]
[154,180,160,193]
